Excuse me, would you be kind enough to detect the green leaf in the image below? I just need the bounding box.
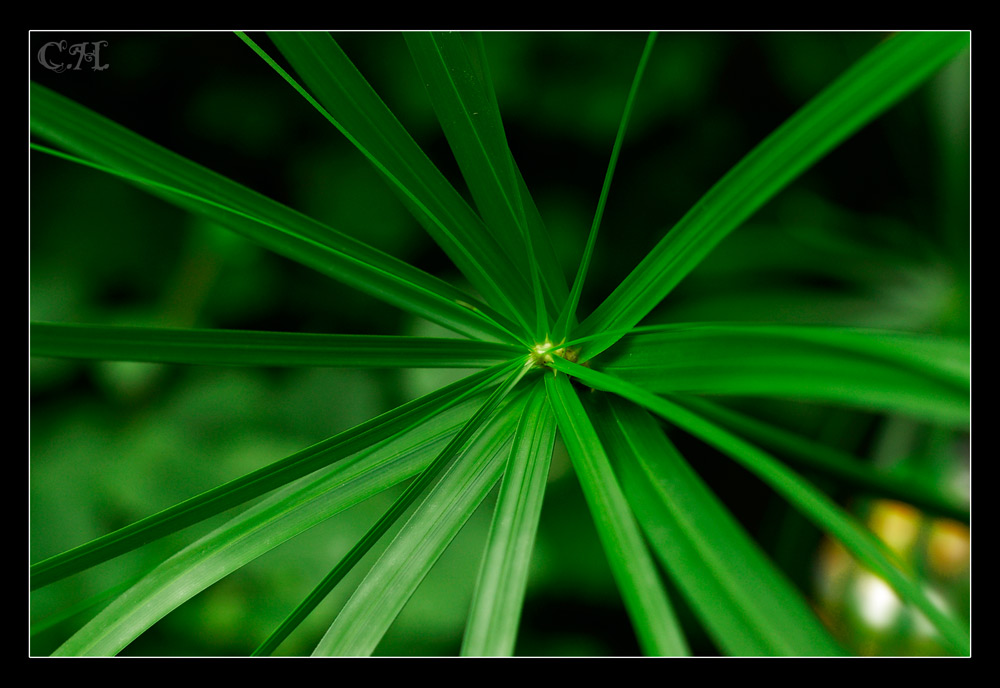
[50,386,489,656]
[30,321,521,369]
[575,31,971,358]
[257,357,530,656]
[31,364,509,590]
[404,31,566,331]
[672,395,969,522]
[555,32,657,342]
[29,87,519,345]
[598,323,969,426]
[255,32,536,336]
[461,382,556,656]
[545,373,689,656]
[31,573,146,640]
[311,377,530,656]
[591,394,844,656]
[549,357,971,656]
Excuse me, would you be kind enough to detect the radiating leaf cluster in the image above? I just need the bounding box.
[30,30,970,657]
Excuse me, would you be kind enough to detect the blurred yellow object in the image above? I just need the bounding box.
[927,520,970,579]
[814,499,969,656]
[868,501,920,557]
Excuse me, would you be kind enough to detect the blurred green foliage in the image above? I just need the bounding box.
[30,31,968,656]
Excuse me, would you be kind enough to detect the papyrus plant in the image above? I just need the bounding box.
[29,30,970,656]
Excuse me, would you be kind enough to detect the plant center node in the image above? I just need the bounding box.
[528,339,580,369]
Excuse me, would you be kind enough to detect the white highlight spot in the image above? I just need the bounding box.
[854,572,901,630]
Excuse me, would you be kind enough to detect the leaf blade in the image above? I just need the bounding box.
[49,385,490,656]
[30,363,512,590]
[404,34,529,264]
[259,31,536,335]
[29,86,518,345]
[549,357,971,656]
[30,322,522,369]
[545,373,689,656]
[599,323,970,426]
[311,365,531,656]
[555,32,657,341]
[404,31,567,338]
[592,395,844,656]
[672,394,969,522]
[575,31,971,358]
[460,382,556,656]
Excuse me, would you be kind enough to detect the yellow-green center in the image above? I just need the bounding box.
[528,338,580,368]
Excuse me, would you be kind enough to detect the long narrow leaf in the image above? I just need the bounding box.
[31,364,511,590]
[545,373,689,656]
[29,84,518,345]
[549,356,971,656]
[672,394,969,522]
[311,369,531,656]
[474,34,569,314]
[257,357,529,656]
[591,394,844,656]
[554,32,657,342]
[575,31,970,358]
[404,34,529,281]
[461,383,556,656]
[404,32,562,339]
[599,323,969,426]
[257,32,536,335]
[50,386,490,656]
[30,321,521,369]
